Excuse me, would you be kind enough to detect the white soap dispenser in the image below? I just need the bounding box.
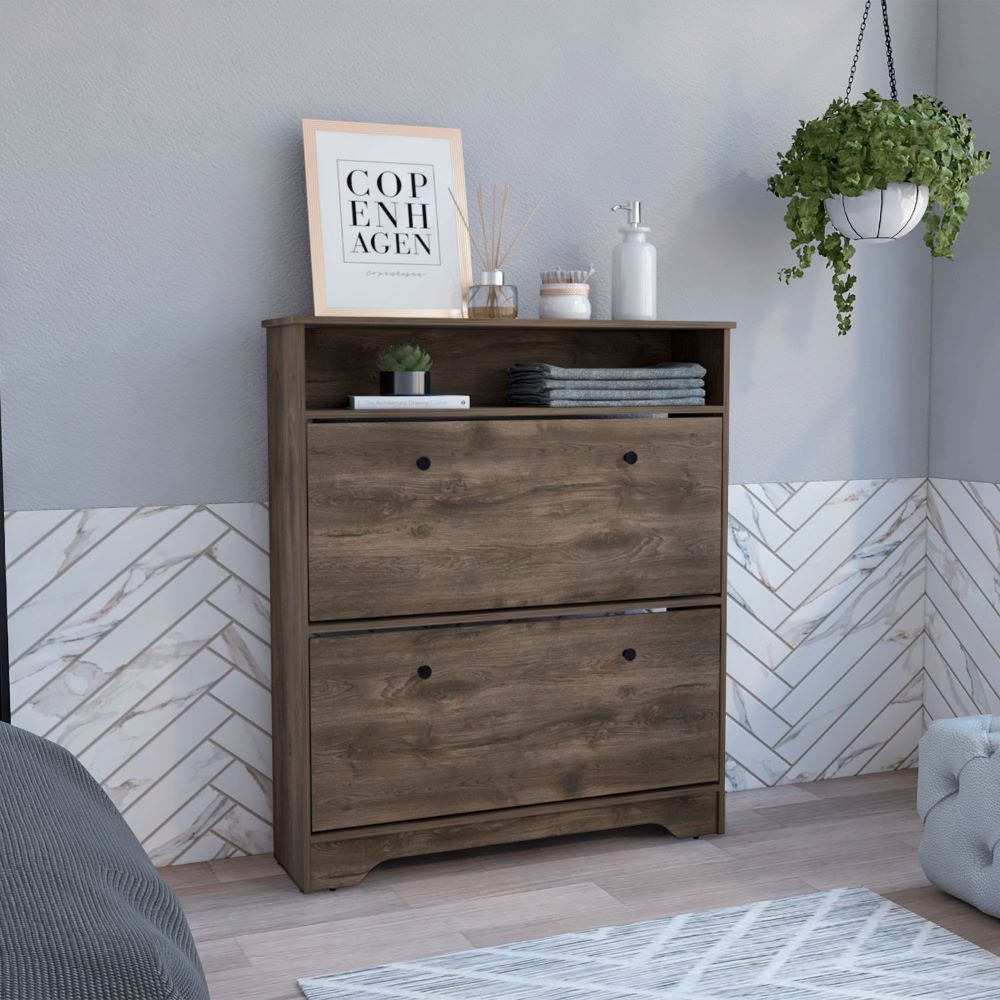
[611,201,656,321]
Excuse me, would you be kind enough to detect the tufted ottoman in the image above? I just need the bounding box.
[917,715,1000,918]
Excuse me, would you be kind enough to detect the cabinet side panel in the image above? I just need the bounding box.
[718,328,730,831]
[267,324,311,888]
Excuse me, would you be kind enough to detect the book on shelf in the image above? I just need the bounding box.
[347,394,470,410]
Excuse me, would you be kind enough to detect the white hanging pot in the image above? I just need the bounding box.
[824,181,929,243]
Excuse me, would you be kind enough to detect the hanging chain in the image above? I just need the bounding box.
[845,0,872,101]
[846,0,898,102]
[881,0,898,100]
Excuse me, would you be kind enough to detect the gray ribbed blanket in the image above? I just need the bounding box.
[507,377,705,390]
[508,362,707,380]
[505,396,706,407]
[508,387,706,402]
[0,722,209,1000]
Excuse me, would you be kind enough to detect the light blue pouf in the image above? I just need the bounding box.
[918,715,1000,918]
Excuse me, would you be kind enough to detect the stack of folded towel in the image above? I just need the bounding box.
[506,362,707,407]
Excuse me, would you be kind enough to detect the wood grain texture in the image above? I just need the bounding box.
[266,325,312,890]
[309,787,720,890]
[307,595,721,635]
[307,416,722,621]
[306,406,725,420]
[310,609,721,830]
[297,321,731,407]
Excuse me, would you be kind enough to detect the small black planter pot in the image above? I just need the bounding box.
[380,371,431,395]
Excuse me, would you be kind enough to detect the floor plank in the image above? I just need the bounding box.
[170,769,1000,999]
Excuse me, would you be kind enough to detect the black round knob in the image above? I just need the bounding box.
[416,456,431,471]
[417,665,432,679]
[622,648,637,662]
[623,451,638,465]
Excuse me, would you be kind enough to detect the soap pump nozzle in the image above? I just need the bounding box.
[612,200,643,227]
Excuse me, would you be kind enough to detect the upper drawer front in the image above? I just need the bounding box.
[307,416,722,621]
[310,607,721,831]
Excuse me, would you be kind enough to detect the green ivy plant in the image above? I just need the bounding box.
[768,90,990,334]
[376,344,432,372]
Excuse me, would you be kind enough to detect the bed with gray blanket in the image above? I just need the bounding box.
[0,721,209,1000]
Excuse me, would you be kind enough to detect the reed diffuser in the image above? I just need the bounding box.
[450,184,542,319]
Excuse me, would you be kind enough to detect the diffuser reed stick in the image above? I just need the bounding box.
[449,184,542,318]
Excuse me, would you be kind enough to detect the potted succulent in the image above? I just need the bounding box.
[768,89,990,334]
[377,344,433,395]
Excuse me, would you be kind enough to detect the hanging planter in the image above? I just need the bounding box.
[824,181,928,243]
[768,0,990,334]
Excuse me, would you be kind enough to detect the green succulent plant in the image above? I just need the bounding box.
[768,90,990,334]
[376,344,432,372]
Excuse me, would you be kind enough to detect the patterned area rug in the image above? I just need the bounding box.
[298,887,1000,998]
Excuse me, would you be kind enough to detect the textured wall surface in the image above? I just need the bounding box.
[929,1,1000,480]
[6,480,944,860]
[1,0,938,510]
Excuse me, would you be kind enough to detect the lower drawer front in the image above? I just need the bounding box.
[310,607,721,832]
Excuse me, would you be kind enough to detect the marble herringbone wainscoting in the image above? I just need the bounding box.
[924,480,1000,724]
[5,504,272,865]
[725,479,927,790]
[10,478,993,863]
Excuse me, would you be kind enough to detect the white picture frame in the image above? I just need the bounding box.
[302,119,473,318]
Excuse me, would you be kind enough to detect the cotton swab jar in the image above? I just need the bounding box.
[539,267,593,320]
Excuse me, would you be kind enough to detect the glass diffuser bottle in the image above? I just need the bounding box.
[467,269,518,319]
[450,183,542,321]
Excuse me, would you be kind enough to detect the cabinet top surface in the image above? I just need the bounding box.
[263,316,736,331]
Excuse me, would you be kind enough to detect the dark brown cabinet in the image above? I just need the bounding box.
[267,316,733,891]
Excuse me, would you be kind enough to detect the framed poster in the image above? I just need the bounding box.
[302,119,473,317]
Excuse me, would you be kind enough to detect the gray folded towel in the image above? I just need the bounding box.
[506,396,706,407]
[508,362,707,380]
[507,376,706,390]
[508,387,706,401]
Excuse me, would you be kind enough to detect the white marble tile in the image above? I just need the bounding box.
[725,637,793,709]
[4,509,74,566]
[727,519,792,590]
[209,622,270,687]
[211,713,272,779]
[859,707,923,776]
[142,788,234,867]
[727,600,793,671]
[15,558,228,738]
[8,509,228,712]
[785,641,923,782]
[770,481,843,530]
[210,668,270,731]
[776,479,925,617]
[773,600,925,760]
[728,487,793,549]
[113,712,232,819]
[207,502,269,547]
[208,576,270,644]
[212,758,272,821]
[776,535,924,686]
[727,560,792,631]
[5,507,135,612]
[77,647,230,782]
[724,756,767,792]
[725,717,789,785]
[744,483,796,513]
[775,480,885,566]
[725,677,790,748]
[209,529,270,597]
[933,479,1000,569]
[7,505,196,661]
[211,804,272,856]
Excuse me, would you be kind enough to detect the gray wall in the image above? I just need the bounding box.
[929,0,1000,481]
[1,0,939,510]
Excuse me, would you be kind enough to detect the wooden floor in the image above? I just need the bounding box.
[163,770,1000,1000]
